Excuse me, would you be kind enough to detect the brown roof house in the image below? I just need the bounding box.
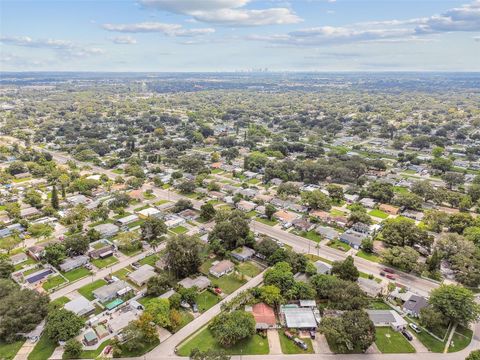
[209,260,235,278]
[247,302,276,330]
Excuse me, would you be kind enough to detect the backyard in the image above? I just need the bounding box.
[369,209,389,219]
[237,261,263,278]
[177,327,269,356]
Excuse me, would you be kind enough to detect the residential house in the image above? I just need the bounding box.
[231,246,255,262]
[20,207,40,219]
[402,294,428,318]
[344,194,359,203]
[280,305,318,330]
[379,204,400,215]
[93,280,131,303]
[164,214,186,228]
[65,295,95,316]
[366,310,407,331]
[292,218,315,232]
[66,194,90,206]
[178,209,197,221]
[237,200,257,212]
[115,214,139,227]
[274,210,299,226]
[59,255,89,272]
[359,198,376,209]
[339,230,367,249]
[209,260,235,278]
[315,226,339,240]
[314,260,332,275]
[88,239,115,259]
[137,207,162,219]
[10,252,28,265]
[127,264,156,287]
[178,276,211,291]
[247,302,276,330]
[358,277,384,297]
[93,223,119,238]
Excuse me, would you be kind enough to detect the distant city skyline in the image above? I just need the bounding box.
[1,0,479,72]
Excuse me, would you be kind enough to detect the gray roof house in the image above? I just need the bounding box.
[315,226,339,240]
[280,305,318,329]
[59,255,89,272]
[402,294,428,317]
[65,295,95,316]
[314,260,332,275]
[93,223,119,238]
[339,230,367,249]
[231,246,255,262]
[127,264,156,286]
[358,277,384,297]
[366,310,407,331]
[93,280,131,303]
[178,276,211,291]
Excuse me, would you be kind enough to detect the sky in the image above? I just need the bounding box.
[0,0,479,72]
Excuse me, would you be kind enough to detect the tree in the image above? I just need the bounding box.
[64,234,89,255]
[209,310,256,347]
[51,185,59,210]
[145,298,171,328]
[146,274,170,297]
[178,180,196,194]
[165,235,202,278]
[380,217,432,249]
[411,181,436,201]
[209,210,250,250]
[141,217,167,250]
[448,213,474,234]
[64,339,82,359]
[254,237,279,259]
[43,243,66,268]
[361,238,374,253]
[0,259,14,279]
[466,350,480,360]
[367,182,394,203]
[45,308,84,342]
[310,275,368,310]
[331,256,359,282]
[301,190,331,210]
[277,182,300,197]
[200,203,216,221]
[264,262,295,293]
[320,310,375,353]
[178,286,198,306]
[464,226,480,246]
[327,184,344,203]
[173,199,193,213]
[265,204,276,220]
[442,171,465,190]
[419,307,449,334]
[122,313,158,351]
[24,189,43,208]
[190,349,231,360]
[431,157,452,173]
[468,184,480,203]
[259,285,283,306]
[382,246,420,272]
[394,192,423,210]
[428,285,480,326]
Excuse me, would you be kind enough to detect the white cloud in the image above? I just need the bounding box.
[110,36,137,44]
[138,0,302,26]
[0,36,104,57]
[102,22,215,37]
[249,0,480,46]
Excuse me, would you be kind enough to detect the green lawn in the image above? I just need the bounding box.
[143,192,156,200]
[393,186,410,195]
[172,310,195,333]
[327,239,351,252]
[300,230,323,242]
[246,210,257,218]
[28,334,57,360]
[255,217,278,226]
[0,340,25,360]
[170,225,188,234]
[356,250,381,263]
[78,279,107,300]
[369,209,389,219]
[42,275,67,291]
[154,199,170,206]
[62,267,91,282]
[448,326,473,353]
[237,262,262,278]
[375,327,415,353]
[178,327,269,356]
[50,296,70,308]
[329,209,346,217]
[247,178,261,184]
[199,257,216,275]
[210,273,246,294]
[406,317,445,352]
[195,291,220,312]
[77,339,112,359]
[119,338,160,357]
[13,257,37,271]
[91,256,118,268]
[112,267,131,280]
[278,332,314,354]
[139,254,159,266]
[368,300,392,310]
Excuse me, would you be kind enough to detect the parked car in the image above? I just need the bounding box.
[402,330,413,341]
[379,271,385,276]
[284,330,294,340]
[104,345,112,355]
[293,338,308,350]
[409,323,421,333]
[192,303,199,313]
[383,268,394,274]
[309,331,316,339]
[386,274,395,280]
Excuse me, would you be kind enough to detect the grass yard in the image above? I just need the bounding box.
[77,339,112,359]
[329,209,346,217]
[393,186,410,195]
[13,257,37,271]
[199,257,216,275]
[255,217,278,226]
[246,210,257,218]
[369,209,389,219]
[305,254,333,264]
[247,178,261,184]
[178,327,269,356]
[211,273,246,294]
[91,256,118,269]
[172,310,195,333]
[356,250,381,263]
[448,326,473,353]
[278,332,314,354]
[170,225,188,234]
[0,340,25,360]
[42,275,67,291]
[375,327,415,353]
[139,254,159,266]
[195,291,220,312]
[327,239,351,252]
[119,339,160,357]
[112,267,131,280]
[368,300,392,310]
[154,199,170,206]
[28,334,57,360]
[50,296,70,308]
[237,262,262,278]
[143,192,156,200]
[406,316,446,352]
[300,230,322,242]
[62,267,91,282]
[78,279,107,300]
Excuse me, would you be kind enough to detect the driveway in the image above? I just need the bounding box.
[267,330,282,355]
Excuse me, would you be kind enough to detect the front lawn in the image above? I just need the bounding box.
[211,273,246,294]
[356,250,381,263]
[448,326,473,353]
[255,217,278,226]
[375,327,415,353]
[118,338,160,357]
[170,225,188,234]
[195,291,220,312]
[91,256,118,269]
[369,209,389,219]
[154,199,170,206]
[172,310,195,333]
[327,239,351,252]
[300,230,322,243]
[139,254,159,266]
[278,331,314,354]
[177,327,269,356]
[42,275,67,291]
[78,279,107,300]
[50,296,70,308]
[0,340,25,360]
[329,209,346,217]
[28,334,57,360]
[62,267,91,282]
[112,267,131,280]
[237,262,262,278]
[406,316,445,352]
[77,339,112,359]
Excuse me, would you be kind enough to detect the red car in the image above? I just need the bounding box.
[383,268,394,274]
[386,274,395,280]
[214,287,222,294]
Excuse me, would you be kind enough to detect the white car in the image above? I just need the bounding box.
[409,323,421,333]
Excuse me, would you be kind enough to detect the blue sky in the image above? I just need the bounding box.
[1,0,479,72]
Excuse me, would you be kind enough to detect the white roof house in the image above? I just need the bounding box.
[280,306,317,329]
[137,207,161,218]
[93,280,131,303]
[65,295,95,316]
[93,223,119,238]
[366,310,407,331]
[178,276,211,291]
[127,264,156,286]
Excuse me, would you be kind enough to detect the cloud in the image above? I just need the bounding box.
[102,22,215,37]
[0,36,104,57]
[110,36,137,44]
[249,0,480,46]
[138,0,302,26]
